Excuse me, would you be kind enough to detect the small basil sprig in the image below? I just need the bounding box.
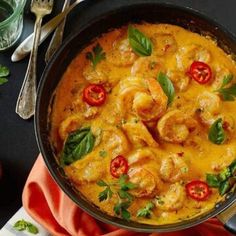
[157,72,175,105]
[206,160,236,195]
[86,43,106,69]
[208,118,226,145]
[13,219,38,234]
[128,25,153,56]
[137,202,155,218]
[216,74,236,101]
[61,127,95,166]
[0,64,10,85]
[97,175,136,221]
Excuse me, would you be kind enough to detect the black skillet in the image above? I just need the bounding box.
[35,2,236,234]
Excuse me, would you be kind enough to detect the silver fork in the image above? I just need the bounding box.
[15,0,54,120]
[45,0,70,63]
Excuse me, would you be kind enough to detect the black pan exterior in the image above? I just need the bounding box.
[35,2,236,232]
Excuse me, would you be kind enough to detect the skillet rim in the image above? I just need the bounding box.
[35,2,236,232]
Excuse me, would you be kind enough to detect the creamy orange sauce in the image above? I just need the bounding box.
[50,23,236,225]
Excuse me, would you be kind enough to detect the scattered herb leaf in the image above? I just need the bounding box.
[128,25,153,56]
[13,219,38,234]
[61,127,95,166]
[86,43,106,69]
[0,77,8,85]
[0,64,10,77]
[157,72,175,105]
[208,118,226,145]
[137,202,154,218]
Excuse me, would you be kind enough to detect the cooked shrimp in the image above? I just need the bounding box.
[59,114,83,141]
[101,125,130,155]
[83,61,110,84]
[133,78,168,121]
[211,66,232,90]
[222,114,235,134]
[107,38,137,67]
[176,44,211,70]
[131,56,164,78]
[128,168,158,197]
[196,91,221,126]
[117,76,146,114]
[151,33,178,56]
[155,182,186,211]
[160,154,189,182]
[167,70,190,92]
[157,110,197,143]
[127,148,156,165]
[211,147,236,171]
[122,121,159,148]
[65,160,105,185]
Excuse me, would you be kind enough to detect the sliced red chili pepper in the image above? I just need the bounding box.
[187,61,212,84]
[186,180,210,201]
[110,155,128,178]
[83,84,106,106]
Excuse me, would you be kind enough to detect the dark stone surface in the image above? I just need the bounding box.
[0,0,235,229]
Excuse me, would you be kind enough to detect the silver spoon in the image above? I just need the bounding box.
[45,0,71,63]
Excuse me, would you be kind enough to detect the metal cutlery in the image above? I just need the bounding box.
[45,0,71,63]
[11,0,85,62]
[15,0,54,120]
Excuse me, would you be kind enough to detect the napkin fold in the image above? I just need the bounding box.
[23,155,233,236]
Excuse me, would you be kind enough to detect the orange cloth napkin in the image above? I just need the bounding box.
[23,155,233,236]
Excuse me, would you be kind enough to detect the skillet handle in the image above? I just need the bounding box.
[217,200,236,234]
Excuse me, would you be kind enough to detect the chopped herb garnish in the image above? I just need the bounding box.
[157,72,175,105]
[97,180,113,201]
[99,150,107,158]
[216,74,236,101]
[128,25,153,57]
[114,201,131,221]
[86,43,106,69]
[97,175,136,220]
[13,219,38,234]
[208,118,226,145]
[137,202,154,218]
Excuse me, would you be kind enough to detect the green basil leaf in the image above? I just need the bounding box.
[61,127,95,165]
[206,173,220,187]
[0,65,10,77]
[208,118,226,145]
[128,25,153,56]
[229,160,236,176]
[0,77,8,85]
[157,72,175,105]
[219,180,230,196]
[27,224,39,234]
